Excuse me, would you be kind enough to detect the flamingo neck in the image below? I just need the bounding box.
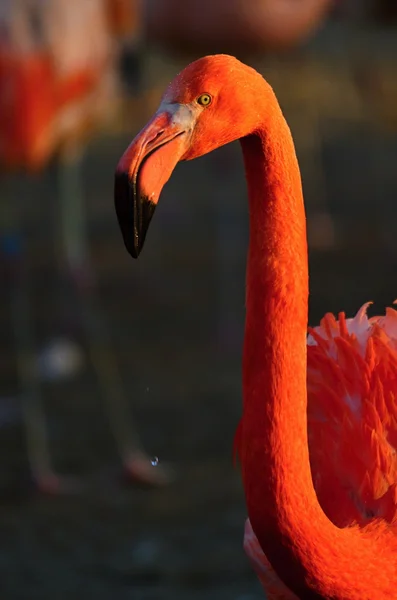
[239,104,396,599]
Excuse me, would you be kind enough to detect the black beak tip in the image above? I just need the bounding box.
[114,170,156,260]
[131,236,143,259]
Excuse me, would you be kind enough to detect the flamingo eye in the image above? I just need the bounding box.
[196,93,212,107]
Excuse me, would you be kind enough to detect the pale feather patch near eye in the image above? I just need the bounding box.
[243,519,299,600]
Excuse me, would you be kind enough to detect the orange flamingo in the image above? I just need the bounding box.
[114,55,397,598]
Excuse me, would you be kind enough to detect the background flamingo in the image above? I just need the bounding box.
[0,0,171,492]
[115,55,397,598]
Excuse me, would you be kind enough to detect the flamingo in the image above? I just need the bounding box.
[114,54,397,598]
[0,0,171,492]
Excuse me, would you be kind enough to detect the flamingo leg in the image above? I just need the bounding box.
[56,147,174,486]
[1,173,65,493]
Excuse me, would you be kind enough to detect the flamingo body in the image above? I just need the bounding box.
[242,303,397,598]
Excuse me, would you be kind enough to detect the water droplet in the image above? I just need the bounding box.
[146,387,149,392]
[151,456,159,467]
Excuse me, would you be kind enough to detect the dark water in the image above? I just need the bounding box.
[1,24,397,600]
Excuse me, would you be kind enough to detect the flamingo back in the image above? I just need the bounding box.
[307,302,397,528]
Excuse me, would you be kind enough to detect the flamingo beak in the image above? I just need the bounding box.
[114,103,196,258]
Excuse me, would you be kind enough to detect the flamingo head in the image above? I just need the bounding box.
[114,54,266,258]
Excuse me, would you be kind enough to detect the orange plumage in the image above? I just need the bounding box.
[244,303,397,597]
[308,305,397,528]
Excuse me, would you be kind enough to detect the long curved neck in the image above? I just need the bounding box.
[239,96,396,599]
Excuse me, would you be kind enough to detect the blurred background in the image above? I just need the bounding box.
[0,1,396,598]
